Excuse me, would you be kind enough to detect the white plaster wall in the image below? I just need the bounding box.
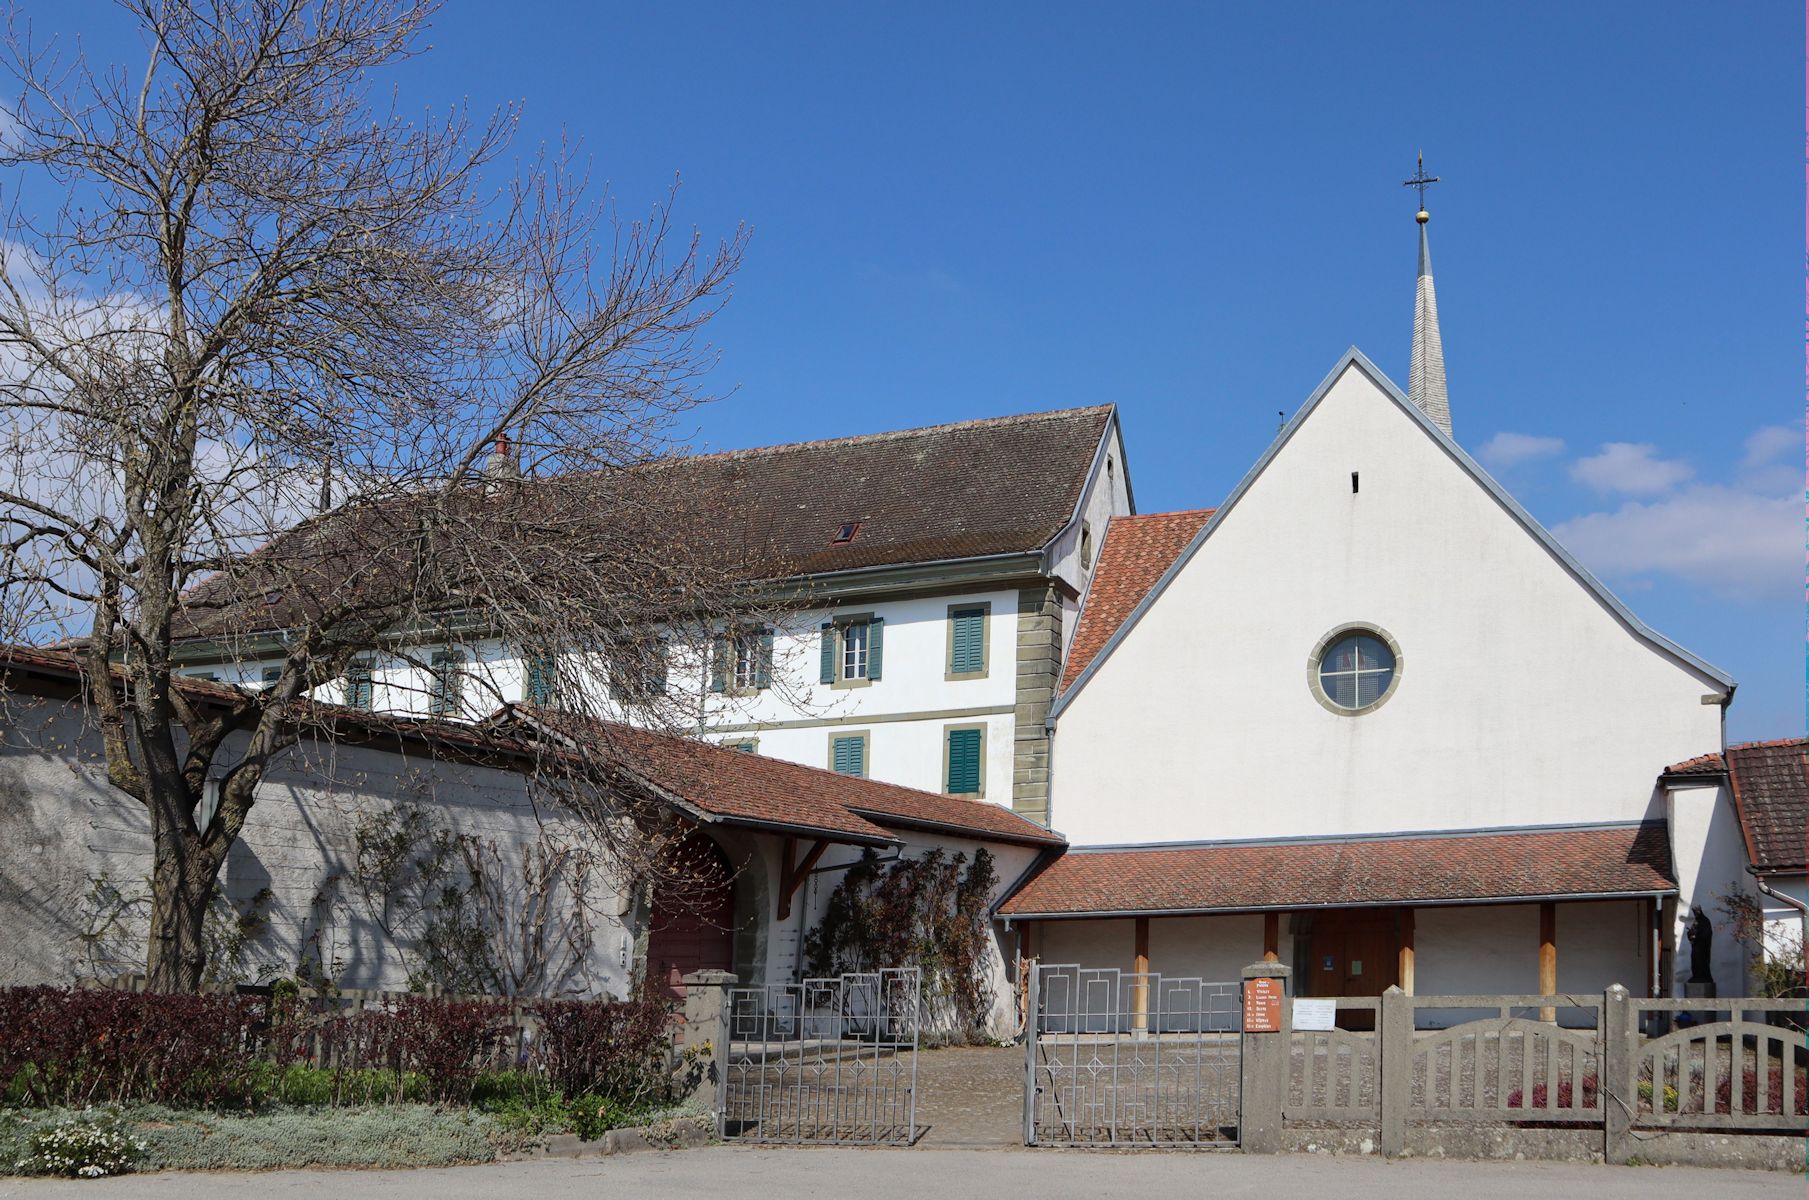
[1052,362,1724,845]
[1148,914,1276,980]
[1045,419,1135,636]
[1664,780,1749,995]
[0,694,635,996]
[1414,902,1646,996]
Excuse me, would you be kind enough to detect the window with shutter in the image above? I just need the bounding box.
[525,651,557,706]
[429,649,466,717]
[946,603,990,679]
[829,732,868,777]
[944,726,983,795]
[827,613,879,688]
[345,661,373,710]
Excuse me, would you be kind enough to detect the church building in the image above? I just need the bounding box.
[997,197,1750,1008]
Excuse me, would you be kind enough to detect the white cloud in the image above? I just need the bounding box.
[1569,442,1694,495]
[1477,431,1565,471]
[1737,424,1800,495]
[1552,484,1800,603]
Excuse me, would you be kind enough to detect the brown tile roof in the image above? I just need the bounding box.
[0,646,1062,851]
[521,710,1064,849]
[173,406,1115,640]
[1724,738,1808,872]
[1661,750,1727,777]
[998,822,1676,917]
[1062,509,1213,691]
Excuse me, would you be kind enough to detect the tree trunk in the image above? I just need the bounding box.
[144,819,220,992]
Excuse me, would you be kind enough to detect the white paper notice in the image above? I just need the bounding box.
[1292,998,1336,1031]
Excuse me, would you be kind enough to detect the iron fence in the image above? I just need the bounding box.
[720,968,920,1145]
[1025,963,1242,1147]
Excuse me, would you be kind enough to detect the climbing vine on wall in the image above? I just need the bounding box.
[803,847,998,1041]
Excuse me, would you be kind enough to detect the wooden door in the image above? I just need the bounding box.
[646,831,735,1002]
[1307,909,1401,998]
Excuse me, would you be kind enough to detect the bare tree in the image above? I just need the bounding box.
[0,0,758,990]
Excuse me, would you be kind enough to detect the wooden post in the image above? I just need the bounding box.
[1538,901,1557,1022]
[1132,915,1150,1035]
[1263,912,1279,962]
[1398,907,1415,996]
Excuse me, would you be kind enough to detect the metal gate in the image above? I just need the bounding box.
[1025,963,1242,1147]
[721,968,920,1145]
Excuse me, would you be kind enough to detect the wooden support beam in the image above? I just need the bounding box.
[1263,912,1280,962]
[1132,915,1151,1035]
[1539,901,1558,1022]
[776,836,830,921]
[1398,907,1415,996]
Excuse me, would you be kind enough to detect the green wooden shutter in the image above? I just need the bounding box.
[832,735,865,777]
[345,662,372,710]
[527,653,555,705]
[867,616,884,680]
[819,622,836,684]
[951,608,983,674]
[709,636,727,693]
[946,727,982,794]
[756,629,774,689]
[647,642,668,696]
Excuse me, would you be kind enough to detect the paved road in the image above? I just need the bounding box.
[0,1147,1796,1199]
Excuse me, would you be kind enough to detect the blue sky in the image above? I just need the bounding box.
[50,2,1803,737]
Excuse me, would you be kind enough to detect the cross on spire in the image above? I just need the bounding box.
[1402,152,1440,215]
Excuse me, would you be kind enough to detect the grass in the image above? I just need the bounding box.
[0,1091,714,1175]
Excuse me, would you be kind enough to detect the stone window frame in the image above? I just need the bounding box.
[941,721,987,798]
[721,736,760,755]
[826,729,871,777]
[944,601,991,682]
[1079,520,1094,570]
[1306,623,1404,717]
[829,611,876,691]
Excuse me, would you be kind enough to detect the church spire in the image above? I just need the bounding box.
[1403,153,1451,435]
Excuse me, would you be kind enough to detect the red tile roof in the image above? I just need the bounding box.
[1062,509,1213,691]
[1723,738,1808,872]
[998,822,1675,917]
[1661,750,1727,777]
[522,710,1064,849]
[1,647,1061,851]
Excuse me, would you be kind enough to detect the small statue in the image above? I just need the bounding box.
[1684,906,1715,984]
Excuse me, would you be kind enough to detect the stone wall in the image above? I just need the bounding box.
[0,692,637,996]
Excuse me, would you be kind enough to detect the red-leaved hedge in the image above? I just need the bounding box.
[0,986,676,1110]
[0,986,268,1107]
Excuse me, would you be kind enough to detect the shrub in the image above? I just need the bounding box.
[530,997,673,1107]
[13,1108,146,1177]
[1506,1072,1598,1110]
[0,988,266,1109]
[1712,1064,1809,1116]
[393,997,509,1103]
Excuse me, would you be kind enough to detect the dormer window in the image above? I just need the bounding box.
[832,521,861,544]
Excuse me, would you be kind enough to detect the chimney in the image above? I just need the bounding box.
[483,432,519,494]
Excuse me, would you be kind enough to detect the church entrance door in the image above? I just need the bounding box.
[647,830,735,1002]
[1306,908,1400,999]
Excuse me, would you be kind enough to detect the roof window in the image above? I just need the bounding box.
[832,521,861,544]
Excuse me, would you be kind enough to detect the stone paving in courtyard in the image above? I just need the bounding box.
[908,1045,1025,1146]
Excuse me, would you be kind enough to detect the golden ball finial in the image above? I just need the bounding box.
[1416,209,1430,224]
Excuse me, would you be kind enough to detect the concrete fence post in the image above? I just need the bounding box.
[1239,961,1291,1154]
[1379,984,1411,1158]
[1602,984,1634,1164]
[678,970,737,1112]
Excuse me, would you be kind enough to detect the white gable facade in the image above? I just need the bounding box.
[1013,352,1738,1003]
